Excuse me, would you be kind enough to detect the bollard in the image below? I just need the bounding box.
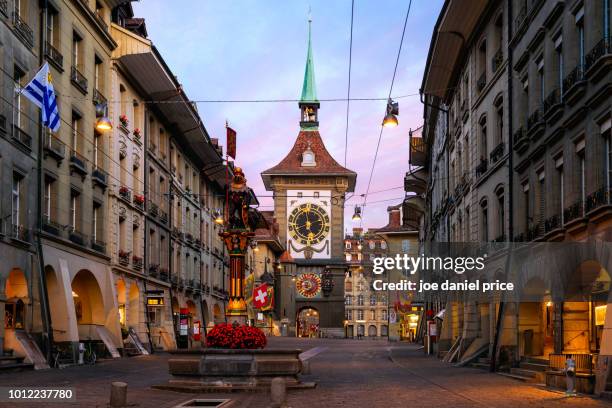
[110,381,128,408]
[270,377,286,408]
[301,359,311,375]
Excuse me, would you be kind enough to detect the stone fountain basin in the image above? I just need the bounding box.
[166,349,304,388]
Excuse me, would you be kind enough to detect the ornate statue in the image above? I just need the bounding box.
[227,167,251,230]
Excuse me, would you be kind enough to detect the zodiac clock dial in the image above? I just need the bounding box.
[288,203,330,246]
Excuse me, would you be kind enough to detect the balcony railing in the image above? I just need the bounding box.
[10,224,30,243]
[527,108,543,131]
[562,64,585,95]
[0,1,7,16]
[543,88,561,114]
[476,72,486,92]
[160,210,168,224]
[12,125,32,149]
[42,219,63,237]
[119,186,131,202]
[133,194,145,210]
[526,222,543,241]
[93,11,108,31]
[149,263,160,277]
[45,41,63,70]
[490,142,504,164]
[514,2,527,33]
[409,135,427,167]
[69,150,88,175]
[70,66,88,93]
[513,126,528,152]
[132,256,143,270]
[68,228,87,246]
[149,202,159,217]
[475,158,488,177]
[563,199,584,224]
[544,214,562,233]
[93,88,107,106]
[44,133,65,160]
[159,267,169,281]
[491,48,503,73]
[585,187,610,213]
[92,167,108,188]
[91,239,106,253]
[585,37,611,72]
[118,251,130,265]
[12,12,34,48]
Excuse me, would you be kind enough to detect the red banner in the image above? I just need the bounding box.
[226,126,236,159]
[252,283,270,309]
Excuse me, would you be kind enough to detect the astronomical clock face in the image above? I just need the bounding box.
[286,190,332,259]
[288,203,330,246]
[295,273,322,298]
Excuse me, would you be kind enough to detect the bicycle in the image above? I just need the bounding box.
[83,342,97,365]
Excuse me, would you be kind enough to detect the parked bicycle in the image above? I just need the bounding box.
[83,341,97,365]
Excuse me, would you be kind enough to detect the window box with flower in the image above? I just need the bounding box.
[119,114,129,128]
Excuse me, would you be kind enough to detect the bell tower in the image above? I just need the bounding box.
[299,15,319,130]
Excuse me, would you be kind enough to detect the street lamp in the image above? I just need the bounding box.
[213,208,224,225]
[95,103,112,132]
[382,98,399,128]
[352,205,362,222]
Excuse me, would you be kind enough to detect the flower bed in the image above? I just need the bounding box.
[206,323,266,349]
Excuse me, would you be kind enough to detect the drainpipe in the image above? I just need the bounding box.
[490,0,514,373]
[168,135,179,346]
[37,0,53,364]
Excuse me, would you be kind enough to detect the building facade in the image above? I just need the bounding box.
[343,228,389,339]
[420,0,612,395]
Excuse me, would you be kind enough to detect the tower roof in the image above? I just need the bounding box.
[300,16,318,103]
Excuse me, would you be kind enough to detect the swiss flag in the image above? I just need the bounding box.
[252,283,269,309]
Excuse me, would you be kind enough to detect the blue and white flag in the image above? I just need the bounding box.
[20,62,60,132]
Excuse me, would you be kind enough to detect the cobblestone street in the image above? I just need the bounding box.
[0,338,609,407]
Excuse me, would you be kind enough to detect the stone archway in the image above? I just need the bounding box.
[116,279,126,327]
[213,304,223,324]
[127,283,140,331]
[368,325,377,337]
[71,270,105,339]
[45,265,71,342]
[5,268,28,330]
[297,307,319,338]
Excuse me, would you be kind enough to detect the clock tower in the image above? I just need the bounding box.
[261,16,356,337]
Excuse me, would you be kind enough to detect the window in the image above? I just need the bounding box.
[381,241,386,249]
[94,56,103,91]
[479,116,487,161]
[345,241,351,249]
[345,296,352,306]
[496,189,504,240]
[382,309,388,321]
[554,34,563,94]
[555,155,564,222]
[605,0,611,40]
[12,173,23,226]
[72,31,82,69]
[70,190,80,231]
[71,111,81,153]
[370,309,376,320]
[537,169,545,227]
[357,295,364,306]
[93,202,102,242]
[401,239,410,253]
[369,241,375,250]
[345,309,353,320]
[576,9,585,68]
[357,310,364,320]
[46,8,59,47]
[370,295,376,306]
[523,182,530,232]
[480,200,488,241]
[93,134,101,168]
[14,65,25,128]
[537,56,544,105]
[44,177,55,222]
[495,101,503,146]
[576,140,586,213]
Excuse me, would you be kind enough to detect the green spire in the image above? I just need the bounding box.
[300,16,318,103]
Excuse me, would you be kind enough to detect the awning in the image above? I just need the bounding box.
[435,309,446,320]
[421,0,489,100]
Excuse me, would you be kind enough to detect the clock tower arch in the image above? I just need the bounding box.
[261,16,356,337]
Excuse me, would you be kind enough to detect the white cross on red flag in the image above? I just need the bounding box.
[252,283,269,309]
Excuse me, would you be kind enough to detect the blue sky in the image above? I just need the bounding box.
[133,0,444,230]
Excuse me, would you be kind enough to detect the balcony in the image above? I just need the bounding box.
[93,11,108,32]
[149,202,159,217]
[118,186,131,202]
[171,275,178,286]
[69,150,88,176]
[68,229,87,246]
[409,134,427,167]
[542,88,562,122]
[489,142,505,165]
[491,49,503,73]
[585,37,611,79]
[526,223,543,241]
[118,250,130,266]
[70,66,88,94]
[185,233,194,243]
[514,3,527,34]
[92,88,107,106]
[90,239,105,253]
[92,167,108,189]
[562,64,586,105]
[12,12,34,48]
[544,214,564,238]
[475,158,488,178]
[160,210,168,224]
[585,187,612,221]
[513,127,528,153]
[159,267,169,281]
[476,72,486,92]
[149,263,159,277]
[42,219,63,237]
[10,224,30,244]
[0,1,7,16]
[43,133,65,162]
[12,125,32,150]
[133,194,145,211]
[132,256,143,271]
[526,108,544,140]
[563,199,584,225]
[45,41,63,70]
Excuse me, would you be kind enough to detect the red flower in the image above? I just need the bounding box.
[206,323,266,349]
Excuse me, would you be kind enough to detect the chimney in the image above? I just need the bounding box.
[387,206,401,228]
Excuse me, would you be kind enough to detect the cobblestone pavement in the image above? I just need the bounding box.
[0,338,609,407]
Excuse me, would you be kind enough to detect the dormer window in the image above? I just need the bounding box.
[301,143,316,167]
